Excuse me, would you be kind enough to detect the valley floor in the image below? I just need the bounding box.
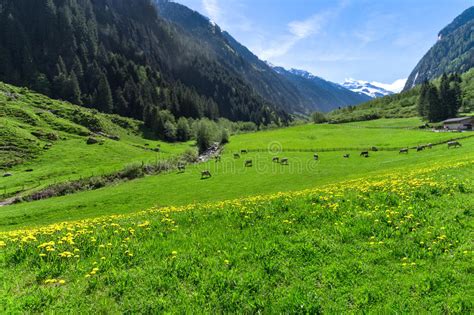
[1,159,472,313]
[1,114,473,312]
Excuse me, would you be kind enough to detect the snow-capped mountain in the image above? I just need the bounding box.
[270,67,372,112]
[342,79,394,98]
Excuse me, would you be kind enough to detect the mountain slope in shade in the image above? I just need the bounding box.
[156,0,308,114]
[274,68,373,112]
[0,0,288,125]
[156,0,370,113]
[343,79,395,98]
[404,6,474,90]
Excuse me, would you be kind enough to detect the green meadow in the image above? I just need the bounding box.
[1,160,472,313]
[1,120,472,230]
[1,83,473,313]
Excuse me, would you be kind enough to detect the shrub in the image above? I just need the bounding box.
[311,111,327,124]
[121,164,144,180]
[195,120,214,154]
[220,128,230,144]
[180,148,198,163]
[176,117,191,142]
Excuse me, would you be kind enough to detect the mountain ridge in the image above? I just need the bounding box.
[404,6,474,90]
[156,0,371,113]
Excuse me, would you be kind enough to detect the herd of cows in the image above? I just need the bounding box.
[196,140,464,179]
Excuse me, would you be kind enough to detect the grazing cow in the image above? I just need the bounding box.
[215,155,221,162]
[272,157,279,163]
[280,158,289,165]
[360,151,369,157]
[177,164,186,173]
[416,145,425,152]
[343,154,350,158]
[245,159,253,167]
[399,148,409,154]
[201,170,212,179]
[313,154,319,161]
[233,153,240,159]
[448,141,462,149]
[427,143,433,149]
[241,149,248,154]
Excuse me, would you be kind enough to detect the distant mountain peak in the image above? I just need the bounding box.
[342,79,395,98]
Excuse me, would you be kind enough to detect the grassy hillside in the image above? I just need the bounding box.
[328,68,474,123]
[1,160,472,313]
[0,82,191,197]
[1,115,471,230]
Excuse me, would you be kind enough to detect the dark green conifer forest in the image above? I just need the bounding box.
[0,0,289,133]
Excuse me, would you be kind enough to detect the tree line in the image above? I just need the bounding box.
[418,73,463,122]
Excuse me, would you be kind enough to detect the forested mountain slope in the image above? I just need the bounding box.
[404,6,474,90]
[0,0,288,125]
[156,0,370,113]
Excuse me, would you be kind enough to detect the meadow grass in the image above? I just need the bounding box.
[1,161,472,313]
[226,122,461,152]
[1,136,472,230]
[0,137,191,196]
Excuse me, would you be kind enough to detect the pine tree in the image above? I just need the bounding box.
[69,71,82,105]
[449,74,463,117]
[426,84,442,122]
[418,80,430,119]
[32,73,51,95]
[56,56,68,76]
[72,56,84,79]
[95,73,113,113]
[439,73,452,120]
[114,88,129,116]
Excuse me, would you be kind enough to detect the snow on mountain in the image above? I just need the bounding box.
[371,79,407,93]
[342,78,407,98]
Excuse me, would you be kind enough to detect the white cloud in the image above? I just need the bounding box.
[255,0,351,61]
[259,11,335,60]
[288,14,326,39]
[371,78,407,93]
[202,0,220,23]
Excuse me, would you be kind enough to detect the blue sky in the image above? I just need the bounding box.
[173,0,472,88]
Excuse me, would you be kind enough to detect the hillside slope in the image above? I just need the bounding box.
[0,81,189,197]
[156,0,370,113]
[404,6,474,90]
[0,0,287,125]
